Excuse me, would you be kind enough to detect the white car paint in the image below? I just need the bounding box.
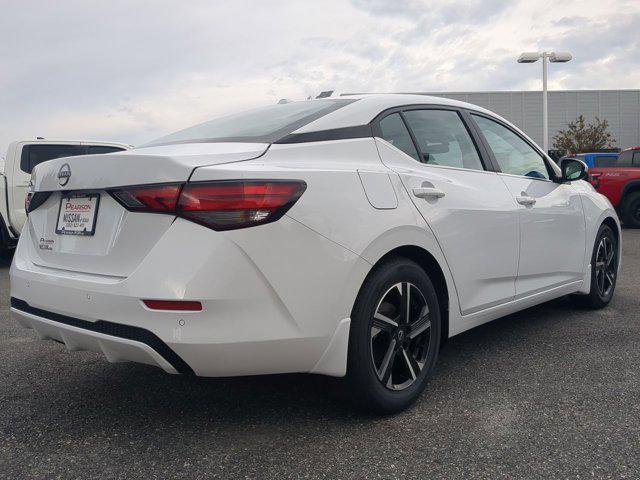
[10,95,621,379]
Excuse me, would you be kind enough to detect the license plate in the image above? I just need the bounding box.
[56,193,100,236]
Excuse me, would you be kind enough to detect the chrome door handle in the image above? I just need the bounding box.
[413,187,445,199]
[516,195,536,206]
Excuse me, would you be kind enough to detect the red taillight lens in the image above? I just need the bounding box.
[143,299,203,311]
[109,180,306,231]
[177,180,306,230]
[110,183,183,213]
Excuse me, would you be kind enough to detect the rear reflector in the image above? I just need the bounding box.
[109,180,306,231]
[143,300,203,311]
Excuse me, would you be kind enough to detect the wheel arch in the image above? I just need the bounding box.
[620,179,640,204]
[602,216,619,244]
[360,244,452,347]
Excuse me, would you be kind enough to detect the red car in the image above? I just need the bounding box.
[588,146,640,228]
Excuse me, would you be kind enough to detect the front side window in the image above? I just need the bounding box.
[633,151,640,167]
[472,114,550,180]
[403,110,484,171]
[378,113,419,161]
[142,99,355,147]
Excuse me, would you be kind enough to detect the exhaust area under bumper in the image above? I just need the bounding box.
[10,298,193,375]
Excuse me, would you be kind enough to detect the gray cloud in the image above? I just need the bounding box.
[1,0,638,154]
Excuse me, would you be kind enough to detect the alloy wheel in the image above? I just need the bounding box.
[370,282,432,391]
[595,236,616,298]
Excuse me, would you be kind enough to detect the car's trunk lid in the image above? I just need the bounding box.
[31,142,269,192]
[25,142,268,277]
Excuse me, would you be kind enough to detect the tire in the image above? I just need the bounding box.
[572,224,618,309]
[347,258,441,414]
[622,192,640,228]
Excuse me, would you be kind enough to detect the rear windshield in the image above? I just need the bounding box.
[142,99,356,147]
[20,144,126,174]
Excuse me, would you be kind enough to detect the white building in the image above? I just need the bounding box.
[422,90,640,151]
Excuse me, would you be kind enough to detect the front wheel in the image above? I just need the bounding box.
[572,224,618,309]
[347,258,441,414]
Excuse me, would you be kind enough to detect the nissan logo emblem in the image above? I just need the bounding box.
[58,164,71,187]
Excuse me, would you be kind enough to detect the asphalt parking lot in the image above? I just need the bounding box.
[1,232,639,480]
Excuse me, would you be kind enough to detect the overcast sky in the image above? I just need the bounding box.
[1,0,639,154]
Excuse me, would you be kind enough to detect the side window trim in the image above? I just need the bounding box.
[398,111,424,162]
[372,105,495,172]
[467,111,559,182]
[459,109,501,172]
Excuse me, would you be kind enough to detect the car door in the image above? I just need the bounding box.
[374,108,520,315]
[469,113,586,297]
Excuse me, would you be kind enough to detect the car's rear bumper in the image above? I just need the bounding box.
[11,298,183,374]
[10,217,368,377]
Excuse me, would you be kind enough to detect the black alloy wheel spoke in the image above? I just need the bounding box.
[595,236,616,297]
[370,282,432,391]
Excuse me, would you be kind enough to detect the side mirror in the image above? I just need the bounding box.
[560,158,588,183]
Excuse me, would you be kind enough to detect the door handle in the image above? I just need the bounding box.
[516,195,536,206]
[413,187,445,199]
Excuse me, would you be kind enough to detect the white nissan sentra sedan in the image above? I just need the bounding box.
[10,94,620,413]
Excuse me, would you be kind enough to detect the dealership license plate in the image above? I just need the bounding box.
[55,193,100,236]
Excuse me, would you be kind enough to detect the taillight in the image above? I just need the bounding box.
[108,180,306,231]
[110,183,183,213]
[25,192,52,214]
[178,180,306,231]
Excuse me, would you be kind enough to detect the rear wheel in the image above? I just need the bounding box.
[572,224,618,309]
[622,192,640,228]
[347,258,441,414]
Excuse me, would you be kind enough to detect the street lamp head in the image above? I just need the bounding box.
[549,52,572,63]
[517,52,541,63]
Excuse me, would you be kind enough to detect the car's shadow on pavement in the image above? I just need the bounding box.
[16,295,583,429]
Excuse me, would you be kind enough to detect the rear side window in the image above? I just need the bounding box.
[20,144,125,173]
[20,145,83,173]
[87,146,124,155]
[403,110,484,171]
[594,155,618,168]
[472,114,549,179]
[378,113,419,161]
[143,99,356,147]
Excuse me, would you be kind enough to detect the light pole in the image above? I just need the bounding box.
[517,51,572,154]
